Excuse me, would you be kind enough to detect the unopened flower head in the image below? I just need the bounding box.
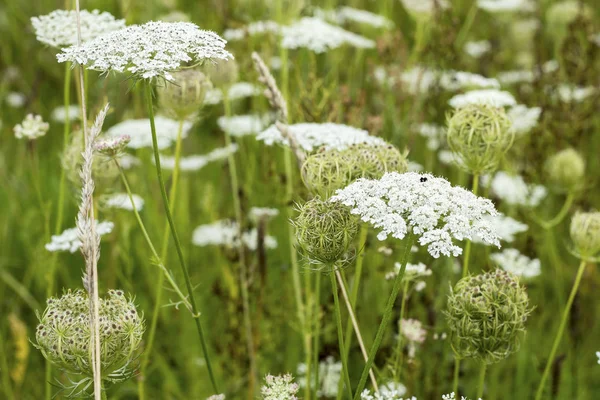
[202,58,239,88]
[447,104,514,174]
[331,172,500,258]
[14,114,49,140]
[261,373,299,400]
[45,221,114,253]
[445,269,531,364]
[106,116,192,150]
[158,69,213,119]
[570,211,600,259]
[31,9,125,48]
[36,289,144,380]
[57,21,233,81]
[449,89,517,108]
[94,135,131,158]
[545,148,585,193]
[258,123,386,152]
[491,248,541,279]
[293,197,359,265]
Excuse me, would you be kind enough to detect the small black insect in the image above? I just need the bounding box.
[420,177,428,182]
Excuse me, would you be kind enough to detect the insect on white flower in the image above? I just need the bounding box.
[330,172,501,258]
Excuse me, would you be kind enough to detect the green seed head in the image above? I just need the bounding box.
[570,211,600,259]
[202,58,239,89]
[62,132,119,189]
[445,270,531,364]
[159,69,213,119]
[346,143,408,180]
[446,104,514,175]
[545,148,585,193]
[35,289,145,381]
[293,197,358,265]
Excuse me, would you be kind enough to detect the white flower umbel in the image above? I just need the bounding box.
[478,0,535,13]
[508,104,541,135]
[442,393,481,400]
[6,92,26,108]
[250,207,280,220]
[414,122,446,151]
[223,20,281,41]
[117,154,141,170]
[464,40,491,58]
[103,193,144,211]
[400,0,449,15]
[51,105,81,122]
[261,374,299,400]
[473,214,528,243]
[217,114,269,137]
[204,82,261,105]
[330,172,500,258]
[297,356,342,398]
[596,351,600,364]
[45,221,114,253]
[106,116,192,150]
[400,68,499,94]
[491,248,541,279]
[497,70,535,85]
[449,89,517,108]
[401,318,427,343]
[57,21,233,81]
[192,220,277,251]
[281,17,375,53]
[488,171,547,207]
[159,144,238,172]
[360,388,416,400]
[14,114,49,140]
[257,122,386,152]
[387,262,432,280]
[31,9,125,48]
[555,85,597,103]
[441,72,500,91]
[316,7,393,29]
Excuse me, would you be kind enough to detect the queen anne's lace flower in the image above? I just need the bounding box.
[478,0,535,12]
[6,92,26,108]
[449,89,517,108]
[102,193,144,211]
[46,221,114,253]
[57,21,233,81]
[250,207,280,220]
[223,20,281,41]
[491,248,541,278]
[488,171,547,207]
[257,123,386,152]
[106,116,192,150]
[13,114,49,140]
[360,388,416,400]
[400,67,499,94]
[473,214,528,244]
[414,123,446,151]
[464,40,491,58]
[192,220,277,251]
[555,85,597,103]
[297,356,342,397]
[400,0,449,15]
[51,105,81,122]
[387,262,432,280]
[596,351,600,364]
[261,373,299,400]
[442,393,481,400]
[204,82,261,105]
[281,17,375,53]
[159,144,238,172]
[31,9,125,48]
[217,114,269,137]
[330,172,500,257]
[315,7,393,29]
[508,105,541,135]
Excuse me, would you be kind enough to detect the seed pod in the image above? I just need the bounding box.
[445,270,531,364]
[545,148,585,193]
[301,149,354,198]
[570,211,600,259]
[447,104,514,174]
[202,58,239,89]
[158,69,213,119]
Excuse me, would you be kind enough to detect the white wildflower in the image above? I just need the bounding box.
[6,92,26,108]
[57,21,233,81]
[497,70,535,85]
[401,67,499,94]
[316,7,393,29]
[223,20,281,41]
[217,114,269,137]
[192,220,277,251]
[441,72,500,91]
[206,395,225,400]
[360,389,416,400]
[31,9,125,48]
[400,66,440,94]
[400,0,449,15]
[159,144,238,172]
[14,114,49,140]
[596,351,600,364]
[491,248,541,278]
[330,172,500,258]
[555,85,596,103]
[117,153,141,170]
[45,221,114,253]
[401,318,427,343]
[102,193,144,211]
[408,161,424,172]
[261,373,299,400]
[442,393,482,400]
[488,171,547,207]
[250,207,280,220]
[281,17,375,53]
[380,382,408,398]
[449,89,517,108]
[414,123,446,151]
[507,105,541,135]
[477,0,535,12]
[51,105,81,122]
[257,122,386,152]
[438,150,459,166]
[204,82,261,105]
[473,214,528,244]
[387,262,432,280]
[297,356,342,398]
[105,116,192,150]
[464,40,491,58]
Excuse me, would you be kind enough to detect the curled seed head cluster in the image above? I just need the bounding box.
[446,104,514,174]
[293,197,358,265]
[545,148,585,193]
[570,211,600,259]
[301,143,407,198]
[202,59,239,88]
[35,289,145,380]
[445,270,531,364]
[159,69,213,119]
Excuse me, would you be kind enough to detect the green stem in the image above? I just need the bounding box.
[452,357,460,395]
[330,270,353,400]
[535,260,587,400]
[393,279,410,381]
[462,174,479,277]
[455,3,479,48]
[139,118,185,400]
[312,271,322,400]
[353,233,416,400]
[477,363,487,399]
[144,82,219,394]
[539,193,575,230]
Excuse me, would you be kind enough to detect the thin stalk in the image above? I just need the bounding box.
[139,118,184,400]
[144,82,218,393]
[476,363,487,399]
[330,270,353,400]
[312,272,321,400]
[452,357,460,394]
[393,279,411,381]
[462,174,479,277]
[538,193,575,230]
[353,234,416,400]
[335,270,379,392]
[535,260,587,400]
[455,3,479,48]
[223,94,256,397]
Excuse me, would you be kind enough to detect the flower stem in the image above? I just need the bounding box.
[452,357,460,394]
[393,279,410,381]
[462,174,479,278]
[144,81,219,394]
[477,363,487,399]
[353,233,415,400]
[330,270,353,400]
[535,260,587,400]
[538,192,575,230]
[312,272,321,400]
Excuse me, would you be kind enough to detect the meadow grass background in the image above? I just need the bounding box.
[1,0,600,399]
